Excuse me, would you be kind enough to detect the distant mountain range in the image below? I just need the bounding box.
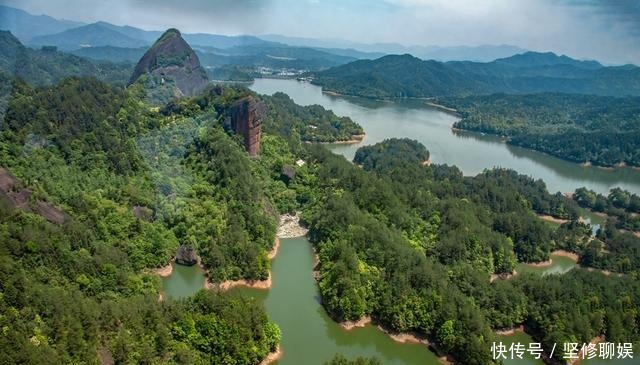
[312,52,640,98]
[260,34,528,62]
[0,5,83,42]
[0,30,132,86]
[1,5,534,64]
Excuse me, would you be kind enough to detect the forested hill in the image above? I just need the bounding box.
[442,93,640,167]
[0,31,132,86]
[299,138,640,364]
[311,52,640,98]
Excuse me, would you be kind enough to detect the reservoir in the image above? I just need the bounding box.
[161,238,596,365]
[160,79,639,364]
[249,78,640,196]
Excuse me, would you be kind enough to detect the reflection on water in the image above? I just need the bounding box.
[233,238,441,365]
[249,79,640,195]
[516,254,577,276]
[161,262,206,300]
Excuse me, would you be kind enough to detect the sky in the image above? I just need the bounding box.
[2,0,639,64]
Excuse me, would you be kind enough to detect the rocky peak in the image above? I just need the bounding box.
[129,28,208,99]
[230,96,266,157]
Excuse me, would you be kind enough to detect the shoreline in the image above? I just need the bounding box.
[304,133,366,145]
[495,325,524,336]
[422,156,432,166]
[340,316,372,330]
[523,250,579,268]
[153,262,174,277]
[260,346,282,365]
[424,101,459,115]
[451,128,639,171]
[537,214,569,224]
[568,336,605,365]
[217,237,280,291]
[377,325,453,365]
[337,315,452,365]
[218,212,309,291]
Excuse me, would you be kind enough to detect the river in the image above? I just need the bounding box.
[163,238,444,364]
[249,78,640,195]
[160,79,639,364]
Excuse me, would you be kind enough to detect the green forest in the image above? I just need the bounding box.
[3,73,640,363]
[298,138,640,364]
[311,52,640,99]
[0,77,287,364]
[1,29,640,364]
[573,187,640,233]
[443,93,640,167]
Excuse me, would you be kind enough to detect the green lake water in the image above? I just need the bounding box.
[161,262,206,300]
[516,254,578,276]
[159,78,640,363]
[249,78,640,196]
[233,237,442,365]
[160,239,639,365]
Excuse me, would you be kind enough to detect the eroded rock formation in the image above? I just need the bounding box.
[230,96,266,157]
[129,28,209,100]
[175,244,198,266]
[0,168,66,224]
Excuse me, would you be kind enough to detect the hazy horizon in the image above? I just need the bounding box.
[1,0,639,65]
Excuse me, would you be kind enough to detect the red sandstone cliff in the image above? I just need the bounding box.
[230,96,266,157]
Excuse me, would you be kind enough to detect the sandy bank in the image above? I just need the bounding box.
[425,101,458,114]
[494,325,524,336]
[537,214,569,224]
[260,346,282,365]
[340,316,372,330]
[217,238,280,290]
[524,250,579,268]
[153,262,174,277]
[377,325,453,365]
[329,134,366,145]
[422,156,432,166]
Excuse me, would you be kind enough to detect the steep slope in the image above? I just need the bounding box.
[130,28,209,101]
[29,22,148,50]
[0,30,132,86]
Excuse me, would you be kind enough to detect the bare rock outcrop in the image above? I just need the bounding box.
[230,96,266,157]
[175,244,198,266]
[129,28,209,100]
[0,168,66,224]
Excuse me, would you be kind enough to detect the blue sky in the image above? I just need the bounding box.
[2,0,639,64]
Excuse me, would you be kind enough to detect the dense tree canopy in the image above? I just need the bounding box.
[444,93,640,167]
[2,63,640,364]
[0,77,283,363]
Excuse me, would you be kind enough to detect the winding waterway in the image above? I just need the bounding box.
[160,79,640,364]
[249,78,640,195]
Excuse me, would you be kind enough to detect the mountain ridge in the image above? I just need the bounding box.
[312,52,640,98]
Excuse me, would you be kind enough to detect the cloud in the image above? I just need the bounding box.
[1,0,639,64]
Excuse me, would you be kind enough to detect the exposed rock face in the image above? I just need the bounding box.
[230,96,266,157]
[0,168,66,224]
[280,164,296,183]
[132,205,154,221]
[129,28,208,98]
[175,245,198,266]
